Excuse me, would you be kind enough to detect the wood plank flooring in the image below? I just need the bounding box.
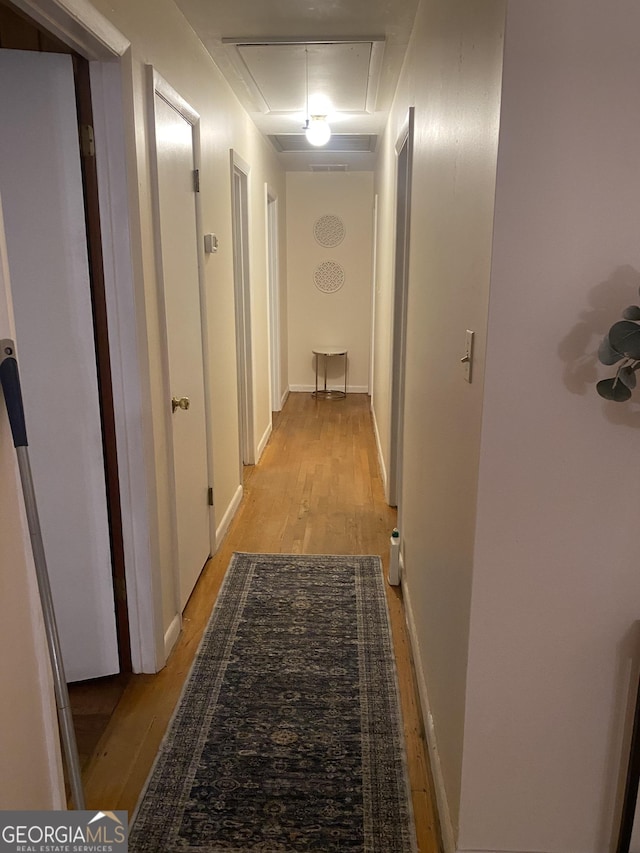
[78,392,442,851]
[68,674,130,770]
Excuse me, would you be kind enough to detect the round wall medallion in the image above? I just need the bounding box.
[314,261,345,293]
[313,214,346,248]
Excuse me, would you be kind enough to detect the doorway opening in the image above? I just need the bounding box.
[266,188,282,413]
[0,2,130,674]
[231,153,255,467]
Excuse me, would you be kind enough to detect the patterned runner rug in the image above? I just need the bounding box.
[130,553,417,852]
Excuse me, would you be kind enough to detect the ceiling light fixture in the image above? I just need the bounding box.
[303,47,331,147]
[305,116,331,147]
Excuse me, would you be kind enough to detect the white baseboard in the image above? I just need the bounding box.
[402,578,456,853]
[280,387,289,409]
[163,612,182,661]
[215,484,243,545]
[289,384,369,394]
[370,401,388,497]
[256,420,272,462]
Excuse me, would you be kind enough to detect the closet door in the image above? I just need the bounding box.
[0,49,118,681]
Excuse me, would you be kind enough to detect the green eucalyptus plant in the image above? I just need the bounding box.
[597,294,640,401]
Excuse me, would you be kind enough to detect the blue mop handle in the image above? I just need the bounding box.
[0,340,28,447]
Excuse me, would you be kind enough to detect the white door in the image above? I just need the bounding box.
[0,49,118,682]
[153,91,210,610]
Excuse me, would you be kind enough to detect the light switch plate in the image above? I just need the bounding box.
[463,330,474,382]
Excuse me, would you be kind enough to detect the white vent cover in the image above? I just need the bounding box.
[314,261,345,293]
[310,164,349,172]
[313,215,346,248]
[269,134,377,153]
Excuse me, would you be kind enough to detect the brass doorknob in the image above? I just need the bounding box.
[171,396,190,413]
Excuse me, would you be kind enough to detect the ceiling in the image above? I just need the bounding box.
[172,0,420,171]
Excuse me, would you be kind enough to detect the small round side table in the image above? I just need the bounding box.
[312,348,348,399]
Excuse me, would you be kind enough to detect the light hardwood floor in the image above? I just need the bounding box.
[80,392,442,851]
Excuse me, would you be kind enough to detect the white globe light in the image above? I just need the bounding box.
[305,116,331,147]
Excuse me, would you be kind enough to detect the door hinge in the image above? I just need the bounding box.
[80,124,95,157]
[207,487,213,506]
[193,169,200,193]
[114,576,127,603]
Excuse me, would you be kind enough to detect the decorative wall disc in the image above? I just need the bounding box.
[314,260,345,293]
[313,214,346,247]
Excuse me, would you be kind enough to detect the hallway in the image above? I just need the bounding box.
[78,392,442,851]
[3,0,639,847]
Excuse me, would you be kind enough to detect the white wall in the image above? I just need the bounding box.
[372,0,506,840]
[85,0,287,646]
[459,3,640,851]
[286,172,373,393]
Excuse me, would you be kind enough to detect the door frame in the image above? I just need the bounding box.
[388,107,415,512]
[265,185,282,412]
[230,151,255,468]
[369,192,379,398]
[147,67,214,655]
[1,1,135,674]
[13,0,165,672]
[0,46,123,680]
[75,52,131,674]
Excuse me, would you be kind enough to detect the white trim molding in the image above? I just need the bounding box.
[90,60,163,675]
[370,400,388,499]
[152,70,200,124]
[215,484,244,547]
[256,421,272,463]
[289,384,370,394]
[402,579,456,853]
[12,0,129,59]
[163,613,182,661]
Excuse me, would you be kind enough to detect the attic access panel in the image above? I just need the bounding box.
[224,39,384,114]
